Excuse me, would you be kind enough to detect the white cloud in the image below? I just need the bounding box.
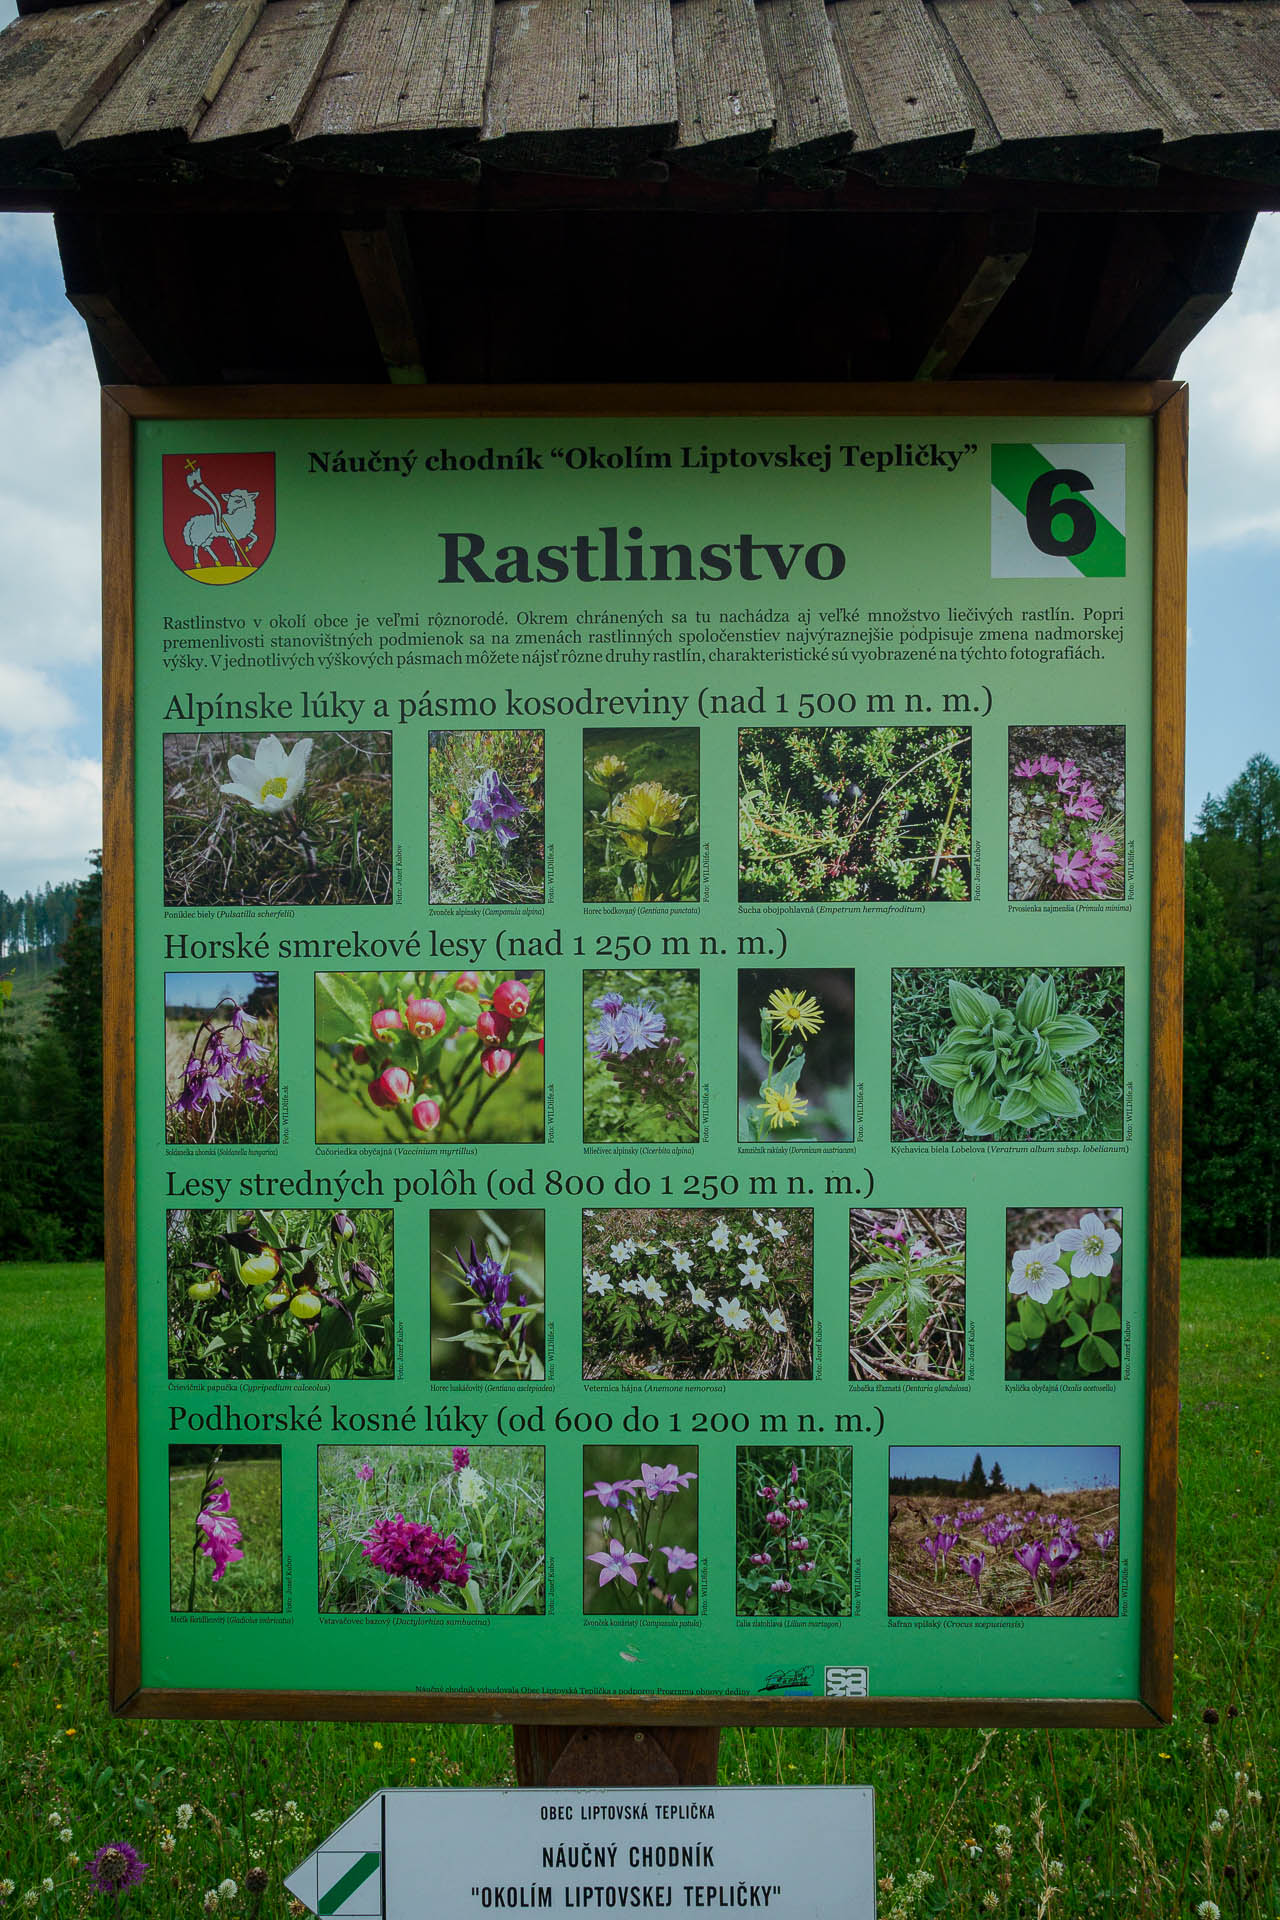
[0,746,101,892]
[0,662,78,735]
[1181,213,1280,549]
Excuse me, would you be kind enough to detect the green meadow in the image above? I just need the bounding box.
[0,1261,1274,1917]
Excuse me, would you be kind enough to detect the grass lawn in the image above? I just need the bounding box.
[0,1260,1274,1917]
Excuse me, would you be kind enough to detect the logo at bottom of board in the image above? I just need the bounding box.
[824,1666,869,1699]
[759,1665,815,1694]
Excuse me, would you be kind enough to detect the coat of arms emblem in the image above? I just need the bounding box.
[162,452,276,584]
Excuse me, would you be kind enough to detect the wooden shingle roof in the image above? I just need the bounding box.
[2,0,1280,193]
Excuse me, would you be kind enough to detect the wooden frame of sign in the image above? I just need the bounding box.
[103,381,1185,1730]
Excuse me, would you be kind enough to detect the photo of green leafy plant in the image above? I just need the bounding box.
[428,729,545,905]
[583,969,699,1143]
[430,1208,545,1381]
[849,1208,965,1382]
[168,1445,282,1613]
[165,972,279,1146]
[738,724,971,902]
[167,1207,394,1382]
[315,969,544,1144]
[1009,725,1125,901]
[582,1206,813,1381]
[583,729,700,903]
[737,968,854,1141]
[1005,1207,1123,1382]
[163,731,393,906]
[888,1446,1120,1618]
[317,1446,545,1616]
[582,1447,699,1616]
[736,1446,851,1617]
[891,968,1125,1142]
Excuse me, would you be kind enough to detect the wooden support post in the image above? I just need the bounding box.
[513,1727,721,1789]
[54,211,171,386]
[342,214,427,384]
[915,213,1036,381]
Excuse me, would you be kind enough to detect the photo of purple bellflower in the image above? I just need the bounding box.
[464,768,526,855]
[583,1446,699,1616]
[428,730,544,905]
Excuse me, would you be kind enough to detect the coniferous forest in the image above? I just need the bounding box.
[0,756,1276,1261]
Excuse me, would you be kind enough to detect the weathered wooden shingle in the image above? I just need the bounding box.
[1191,0,1280,98]
[827,0,976,182]
[71,0,265,156]
[481,0,678,174]
[0,0,168,163]
[193,0,345,149]
[669,0,776,173]
[755,0,851,181]
[932,0,1164,182]
[293,0,493,171]
[1082,0,1280,181]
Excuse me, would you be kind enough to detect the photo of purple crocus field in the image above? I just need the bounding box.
[888,1446,1120,1618]
[167,1445,282,1614]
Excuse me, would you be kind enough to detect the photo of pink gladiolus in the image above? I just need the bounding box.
[169,1445,282,1613]
[315,969,544,1144]
[735,1447,851,1617]
[582,1447,699,1616]
[1008,725,1125,901]
[888,1446,1120,1618]
[165,973,280,1145]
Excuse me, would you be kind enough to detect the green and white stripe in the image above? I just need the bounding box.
[991,442,1126,578]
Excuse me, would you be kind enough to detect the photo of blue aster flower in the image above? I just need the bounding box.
[430,1209,545,1382]
[428,729,544,904]
[582,970,700,1144]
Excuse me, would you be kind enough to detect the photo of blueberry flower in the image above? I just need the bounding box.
[168,1445,282,1613]
[318,1446,544,1615]
[430,1208,545,1381]
[164,731,392,906]
[583,969,699,1143]
[736,1447,851,1617]
[428,730,544,905]
[582,1446,699,1616]
[1005,1207,1123,1382]
[165,973,279,1146]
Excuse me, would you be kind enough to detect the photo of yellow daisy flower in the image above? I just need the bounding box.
[738,970,854,1143]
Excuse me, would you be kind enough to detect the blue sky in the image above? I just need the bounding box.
[0,205,1275,895]
[890,1446,1121,1492]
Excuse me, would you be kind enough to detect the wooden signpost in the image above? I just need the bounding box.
[104,383,1184,1767]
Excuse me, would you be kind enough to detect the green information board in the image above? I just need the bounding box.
[104,385,1185,1727]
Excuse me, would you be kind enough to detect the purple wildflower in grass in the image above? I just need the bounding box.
[592,992,625,1017]
[769,1578,792,1595]
[452,1446,471,1471]
[1015,1540,1045,1581]
[586,1010,621,1057]
[453,1240,510,1332]
[958,1551,986,1601]
[85,1843,148,1899]
[1044,1536,1081,1584]
[660,1545,697,1573]
[196,1483,244,1583]
[639,1461,697,1499]
[362,1515,470,1591]
[1094,1528,1117,1553]
[613,999,666,1057]
[464,768,526,858]
[355,1461,375,1482]
[587,1538,648,1588]
[584,1478,638,1508]
[1013,758,1039,779]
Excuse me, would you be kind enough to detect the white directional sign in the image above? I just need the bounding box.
[286,1788,876,1920]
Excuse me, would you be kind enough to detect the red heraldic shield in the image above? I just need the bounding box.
[162,452,276,585]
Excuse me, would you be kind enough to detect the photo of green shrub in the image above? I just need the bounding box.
[737,968,854,1141]
[582,1206,813,1381]
[317,1446,545,1616]
[163,731,392,906]
[583,729,700,903]
[891,968,1125,1143]
[738,725,971,902]
[1005,1206,1123,1382]
[849,1207,965,1383]
[168,1206,394,1382]
[168,1445,282,1614]
[583,969,699,1143]
[430,1208,545,1382]
[736,1447,851,1617]
[427,729,544,905]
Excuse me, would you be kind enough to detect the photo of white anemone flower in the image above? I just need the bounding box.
[220,734,313,813]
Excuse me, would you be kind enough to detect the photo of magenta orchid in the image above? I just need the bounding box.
[582,1447,698,1617]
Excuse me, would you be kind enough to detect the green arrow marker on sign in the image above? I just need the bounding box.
[991,443,1126,577]
[319,1852,381,1916]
